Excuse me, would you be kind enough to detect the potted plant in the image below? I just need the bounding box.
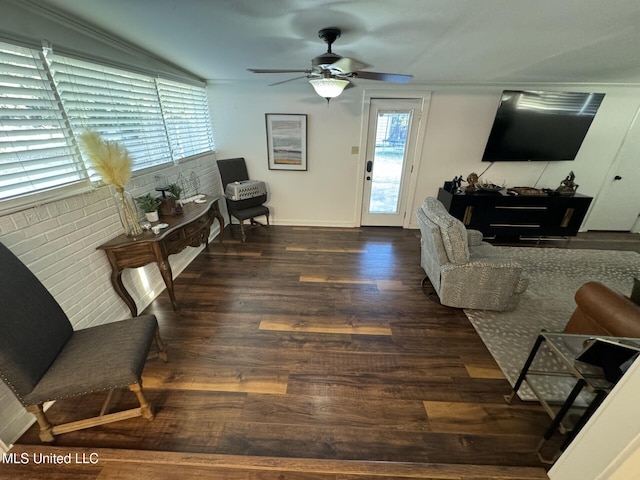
[135,193,162,222]
[167,183,183,214]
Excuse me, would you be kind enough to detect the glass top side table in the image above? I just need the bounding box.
[505,332,640,464]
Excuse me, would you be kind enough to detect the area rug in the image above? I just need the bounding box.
[464,247,640,401]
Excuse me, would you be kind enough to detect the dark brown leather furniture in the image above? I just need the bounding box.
[563,281,640,337]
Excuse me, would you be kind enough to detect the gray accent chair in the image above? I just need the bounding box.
[0,242,167,442]
[416,197,528,311]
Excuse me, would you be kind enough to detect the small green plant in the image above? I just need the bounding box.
[167,183,182,199]
[134,193,162,213]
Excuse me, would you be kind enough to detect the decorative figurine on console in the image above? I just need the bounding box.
[465,172,479,193]
[452,175,463,192]
[444,175,463,193]
[556,171,579,196]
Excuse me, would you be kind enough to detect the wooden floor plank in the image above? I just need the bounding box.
[424,401,550,435]
[299,274,375,284]
[259,314,392,335]
[142,364,289,394]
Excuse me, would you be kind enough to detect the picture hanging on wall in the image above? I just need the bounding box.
[265,113,307,171]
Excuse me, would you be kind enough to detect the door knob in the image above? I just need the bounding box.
[366,160,373,173]
[614,175,622,180]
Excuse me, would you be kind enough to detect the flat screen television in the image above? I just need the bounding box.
[481,90,605,162]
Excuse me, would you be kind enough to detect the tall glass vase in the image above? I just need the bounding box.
[114,187,143,237]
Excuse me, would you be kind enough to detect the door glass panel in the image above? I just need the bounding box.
[368,112,411,214]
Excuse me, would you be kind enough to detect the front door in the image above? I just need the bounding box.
[360,98,422,226]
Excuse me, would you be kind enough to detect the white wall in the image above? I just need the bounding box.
[0,154,223,448]
[210,81,640,231]
[210,81,363,227]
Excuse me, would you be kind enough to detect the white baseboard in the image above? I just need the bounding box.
[270,219,357,228]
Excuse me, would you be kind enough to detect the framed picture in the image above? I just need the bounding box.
[265,114,307,170]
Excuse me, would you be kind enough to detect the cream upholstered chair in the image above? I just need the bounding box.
[416,197,528,311]
[0,242,167,442]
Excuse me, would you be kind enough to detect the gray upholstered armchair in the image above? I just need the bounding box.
[416,197,528,311]
[0,242,167,442]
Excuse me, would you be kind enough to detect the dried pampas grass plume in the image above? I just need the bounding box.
[78,130,132,191]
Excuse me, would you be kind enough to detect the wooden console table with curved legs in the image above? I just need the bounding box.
[97,195,224,316]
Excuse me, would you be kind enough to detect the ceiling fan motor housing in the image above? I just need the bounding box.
[312,52,342,69]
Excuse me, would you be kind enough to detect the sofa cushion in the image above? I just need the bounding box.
[422,197,470,265]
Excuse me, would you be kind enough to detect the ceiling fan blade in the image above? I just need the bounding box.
[269,75,309,86]
[353,71,413,83]
[331,57,369,74]
[248,68,312,74]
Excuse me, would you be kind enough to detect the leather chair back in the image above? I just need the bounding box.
[564,281,640,337]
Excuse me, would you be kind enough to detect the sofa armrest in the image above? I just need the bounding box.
[564,281,640,337]
[440,260,527,311]
[466,229,484,246]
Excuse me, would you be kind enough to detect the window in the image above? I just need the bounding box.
[0,39,213,210]
[0,42,89,202]
[49,55,172,174]
[157,78,214,160]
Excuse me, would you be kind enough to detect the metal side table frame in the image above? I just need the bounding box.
[505,332,638,464]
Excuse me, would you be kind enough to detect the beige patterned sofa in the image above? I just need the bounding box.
[416,197,528,311]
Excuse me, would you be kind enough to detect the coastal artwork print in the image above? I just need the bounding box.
[266,114,307,170]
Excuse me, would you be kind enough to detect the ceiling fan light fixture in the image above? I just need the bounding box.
[309,77,349,101]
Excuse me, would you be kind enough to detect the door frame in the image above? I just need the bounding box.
[354,89,431,228]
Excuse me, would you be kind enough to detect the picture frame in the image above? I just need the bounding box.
[265,114,307,171]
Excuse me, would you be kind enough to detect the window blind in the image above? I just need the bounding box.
[156,78,214,160]
[0,42,88,201]
[1,37,214,209]
[49,55,172,174]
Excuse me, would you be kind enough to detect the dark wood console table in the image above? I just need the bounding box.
[437,188,593,239]
[97,195,224,316]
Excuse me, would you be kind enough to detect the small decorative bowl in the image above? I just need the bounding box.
[477,182,505,192]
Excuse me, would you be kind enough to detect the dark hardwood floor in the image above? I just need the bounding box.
[8,227,639,479]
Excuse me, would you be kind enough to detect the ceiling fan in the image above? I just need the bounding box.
[248,27,413,102]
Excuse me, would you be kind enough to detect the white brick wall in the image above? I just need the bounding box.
[0,152,224,448]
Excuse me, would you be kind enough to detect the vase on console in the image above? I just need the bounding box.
[78,130,143,237]
[114,188,143,236]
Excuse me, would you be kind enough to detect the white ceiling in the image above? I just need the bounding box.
[42,0,640,86]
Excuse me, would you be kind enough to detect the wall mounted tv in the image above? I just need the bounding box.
[481,90,605,162]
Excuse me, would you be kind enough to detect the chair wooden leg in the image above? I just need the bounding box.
[129,383,154,420]
[154,327,168,362]
[26,386,155,442]
[26,404,54,442]
[100,389,121,416]
[239,220,246,242]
